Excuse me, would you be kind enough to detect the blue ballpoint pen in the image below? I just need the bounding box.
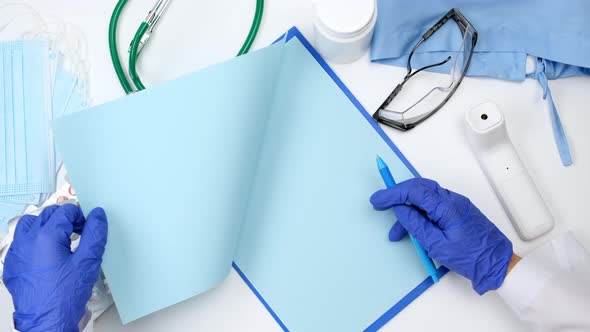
[376,155,439,283]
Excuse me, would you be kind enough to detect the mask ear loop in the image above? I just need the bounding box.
[19,11,91,108]
[0,3,45,33]
[61,23,91,106]
[50,23,90,106]
[0,3,92,111]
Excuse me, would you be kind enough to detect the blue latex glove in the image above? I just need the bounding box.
[3,204,108,332]
[370,178,513,294]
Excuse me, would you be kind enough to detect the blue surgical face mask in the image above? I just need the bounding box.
[53,72,76,117]
[0,50,85,221]
[0,40,55,197]
[0,6,88,223]
[52,56,88,172]
[0,202,25,231]
[0,52,83,208]
[0,193,41,205]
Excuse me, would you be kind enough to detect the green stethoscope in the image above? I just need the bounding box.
[109,0,264,94]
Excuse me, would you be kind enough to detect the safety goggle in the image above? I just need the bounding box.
[373,8,478,131]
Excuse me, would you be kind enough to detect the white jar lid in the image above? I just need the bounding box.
[313,0,376,39]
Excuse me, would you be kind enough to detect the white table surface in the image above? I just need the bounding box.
[1,0,589,331]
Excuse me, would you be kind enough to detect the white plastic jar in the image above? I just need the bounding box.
[312,0,377,64]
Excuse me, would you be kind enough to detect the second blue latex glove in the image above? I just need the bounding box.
[3,204,108,332]
[370,178,513,294]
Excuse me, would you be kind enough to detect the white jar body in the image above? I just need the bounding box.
[312,0,377,63]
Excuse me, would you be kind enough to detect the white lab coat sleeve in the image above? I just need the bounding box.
[497,231,590,331]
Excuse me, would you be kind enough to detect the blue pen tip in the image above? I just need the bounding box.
[376,155,387,170]
[432,274,440,283]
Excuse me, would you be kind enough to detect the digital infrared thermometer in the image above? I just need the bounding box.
[464,102,554,241]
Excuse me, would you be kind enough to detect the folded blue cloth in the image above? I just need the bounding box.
[372,0,590,165]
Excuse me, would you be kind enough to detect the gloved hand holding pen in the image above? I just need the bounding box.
[370,178,517,294]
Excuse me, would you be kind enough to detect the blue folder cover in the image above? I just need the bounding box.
[232,27,448,332]
[53,26,447,331]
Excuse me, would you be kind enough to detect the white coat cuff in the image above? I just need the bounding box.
[497,238,558,315]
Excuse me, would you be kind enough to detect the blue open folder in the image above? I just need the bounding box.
[53,27,447,331]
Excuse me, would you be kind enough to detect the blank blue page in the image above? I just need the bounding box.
[234,37,427,331]
[53,42,285,324]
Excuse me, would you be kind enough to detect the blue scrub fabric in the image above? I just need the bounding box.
[371,0,590,166]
